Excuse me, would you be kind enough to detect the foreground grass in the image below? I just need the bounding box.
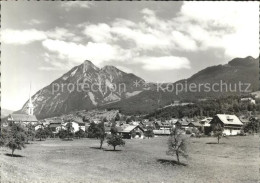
[0,136,258,183]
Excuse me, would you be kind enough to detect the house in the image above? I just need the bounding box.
[141,121,155,129]
[63,121,85,132]
[188,121,202,130]
[119,125,144,139]
[154,120,172,130]
[92,118,101,124]
[210,114,243,136]
[142,119,149,123]
[48,118,64,134]
[8,114,38,125]
[239,116,250,125]
[71,117,86,131]
[105,126,124,135]
[241,97,256,105]
[35,123,44,131]
[131,121,140,126]
[153,129,171,135]
[154,121,163,130]
[200,117,213,135]
[176,118,190,129]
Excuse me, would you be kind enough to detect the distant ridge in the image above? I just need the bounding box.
[17,56,259,119]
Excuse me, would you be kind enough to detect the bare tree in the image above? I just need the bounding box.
[167,128,188,164]
[212,123,223,144]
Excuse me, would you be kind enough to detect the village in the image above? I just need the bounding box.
[2,91,260,142]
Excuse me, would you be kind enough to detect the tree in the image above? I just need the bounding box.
[243,117,260,133]
[58,122,74,140]
[58,129,67,139]
[131,131,136,139]
[107,134,125,151]
[212,123,223,144]
[35,128,47,141]
[167,128,188,164]
[110,121,118,135]
[0,136,5,147]
[145,126,154,139]
[83,116,90,123]
[96,122,106,149]
[102,117,108,123]
[75,128,85,139]
[44,126,53,138]
[126,118,132,124]
[65,122,74,140]
[25,123,35,143]
[0,127,7,147]
[115,113,121,121]
[87,122,97,138]
[5,123,27,157]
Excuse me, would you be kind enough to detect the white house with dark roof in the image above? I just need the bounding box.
[210,114,243,136]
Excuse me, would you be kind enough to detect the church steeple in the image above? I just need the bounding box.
[27,83,34,115]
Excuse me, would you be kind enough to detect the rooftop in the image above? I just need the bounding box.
[9,114,38,122]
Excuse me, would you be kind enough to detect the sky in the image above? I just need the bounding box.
[1,1,259,111]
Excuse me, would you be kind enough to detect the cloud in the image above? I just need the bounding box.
[115,66,133,73]
[40,52,72,70]
[134,56,191,71]
[3,2,258,72]
[46,27,76,41]
[41,39,132,67]
[61,2,93,11]
[171,31,197,51]
[1,27,80,45]
[111,25,171,51]
[27,19,43,25]
[83,23,115,42]
[176,1,259,58]
[1,29,47,45]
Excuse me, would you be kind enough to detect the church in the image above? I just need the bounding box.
[7,86,38,125]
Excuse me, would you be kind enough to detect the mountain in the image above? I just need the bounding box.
[17,60,145,119]
[1,108,13,118]
[17,56,259,119]
[102,56,259,115]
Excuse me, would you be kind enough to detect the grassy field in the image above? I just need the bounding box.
[0,135,258,183]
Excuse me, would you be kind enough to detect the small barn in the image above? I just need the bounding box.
[119,125,144,139]
[210,114,243,136]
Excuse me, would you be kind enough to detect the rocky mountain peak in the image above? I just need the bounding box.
[81,60,100,72]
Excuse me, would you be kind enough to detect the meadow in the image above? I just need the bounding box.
[0,135,258,183]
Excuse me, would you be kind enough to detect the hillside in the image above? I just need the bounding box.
[103,56,259,115]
